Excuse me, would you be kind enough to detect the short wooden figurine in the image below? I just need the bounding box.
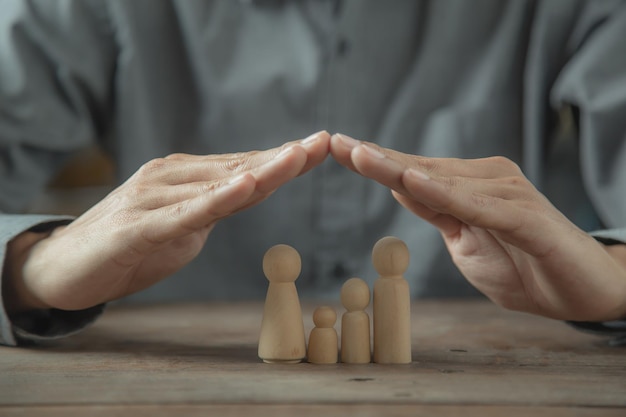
[307,306,338,364]
[258,244,306,363]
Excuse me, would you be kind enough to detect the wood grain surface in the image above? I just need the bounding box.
[1,300,624,416]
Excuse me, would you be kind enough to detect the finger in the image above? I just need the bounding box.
[126,145,310,210]
[141,145,308,244]
[391,190,464,237]
[331,133,522,179]
[247,144,308,194]
[165,130,329,163]
[293,130,331,175]
[400,168,520,232]
[399,169,554,254]
[222,130,329,177]
[213,144,309,214]
[330,133,361,171]
[346,144,532,204]
[141,173,257,245]
[151,131,330,185]
[393,177,538,246]
[349,143,411,195]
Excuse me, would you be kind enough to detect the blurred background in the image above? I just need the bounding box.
[26,146,115,216]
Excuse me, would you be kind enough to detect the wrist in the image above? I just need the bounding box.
[2,230,55,313]
[601,243,626,321]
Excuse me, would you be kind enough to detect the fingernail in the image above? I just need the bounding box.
[407,168,430,181]
[301,132,320,146]
[275,145,295,159]
[214,174,248,196]
[361,144,386,159]
[336,133,360,149]
[227,174,248,186]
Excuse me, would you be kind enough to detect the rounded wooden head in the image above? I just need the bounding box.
[313,306,337,328]
[340,277,371,312]
[372,236,409,276]
[262,244,301,283]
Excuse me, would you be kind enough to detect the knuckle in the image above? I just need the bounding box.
[107,189,135,210]
[200,182,219,193]
[222,152,256,173]
[488,156,522,173]
[167,201,191,222]
[504,175,535,192]
[165,153,186,160]
[468,193,492,210]
[123,183,144,199]
[224,158,248,172]
[417,158,438,174]
[504,176,527,187]
[137,158,168,178]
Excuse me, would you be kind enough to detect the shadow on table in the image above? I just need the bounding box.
[24,327,261,365]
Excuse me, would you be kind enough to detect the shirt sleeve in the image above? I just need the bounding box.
[550,1,626,231]
[0,1,114,345]
[0,215,105,346]
[547,2,626,346]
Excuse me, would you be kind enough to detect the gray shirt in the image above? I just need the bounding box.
[1,0,626,345]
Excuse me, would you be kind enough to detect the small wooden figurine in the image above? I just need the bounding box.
[340,277,371,364]
[307,306,338,364]
[372,236,412,364]
[258,244,306,363]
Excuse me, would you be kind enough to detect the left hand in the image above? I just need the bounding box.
[330,133,626,322]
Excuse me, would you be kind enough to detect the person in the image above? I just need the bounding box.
[1,0,626,347]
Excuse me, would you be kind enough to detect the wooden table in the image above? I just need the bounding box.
[1,301,625,416]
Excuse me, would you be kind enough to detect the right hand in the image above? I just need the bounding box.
[330,133,626,322]
[4,131,330,312]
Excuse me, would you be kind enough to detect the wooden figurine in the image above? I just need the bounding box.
[340,277,371,364]
[307,306,338,364]
[258,244,306,363]
[372,236,412,364]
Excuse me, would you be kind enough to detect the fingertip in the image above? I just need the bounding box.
[174,173,257,233]
[317,130,331,140]
[300,132,329,151]
[272,142,308,164]
[405,168,430,181]
[358,144,386,159]
[401,168,435,199]
[330,133,359,171]
[331,133,360,150]
[301,130,327,146]
[285,143,309,164]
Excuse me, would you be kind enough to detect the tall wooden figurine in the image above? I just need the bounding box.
[372,236,412,364]
[258,244,306,363]
[340,277,371,364]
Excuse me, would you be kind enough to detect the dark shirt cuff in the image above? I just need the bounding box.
[567,320,626,347]
[11,304,105,344]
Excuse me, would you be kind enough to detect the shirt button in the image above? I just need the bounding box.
[332,263,349,280]
[336,38,350,57]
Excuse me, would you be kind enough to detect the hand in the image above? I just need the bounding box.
[5,131,331,312]
[331,133,626,321]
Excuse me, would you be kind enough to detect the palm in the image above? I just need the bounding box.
[126,230,211,295]
[442,223,540,313]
